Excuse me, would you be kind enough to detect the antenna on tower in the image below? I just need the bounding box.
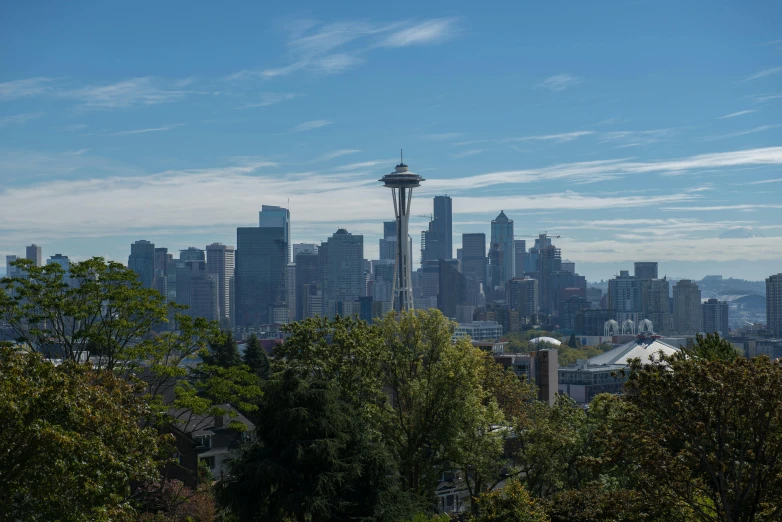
[400,149,403,164]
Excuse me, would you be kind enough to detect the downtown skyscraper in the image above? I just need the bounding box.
[206,243,235,327]
[128,240,155,289]
[490,211,514,288]
[235,226,287,326]
[321,229,364,318]
[767,273,782,337]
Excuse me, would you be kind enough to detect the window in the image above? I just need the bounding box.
[196,435,213,448]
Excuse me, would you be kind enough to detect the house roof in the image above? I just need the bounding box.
[587,336,679,366]
[170,403,255,436]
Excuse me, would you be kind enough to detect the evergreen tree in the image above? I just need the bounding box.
[242,334,270,379]
[568,333,578,348]
[217,368,402,522]
[202,330,241,368]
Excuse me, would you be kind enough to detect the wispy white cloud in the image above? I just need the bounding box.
[318,149,361,161]
[741,66,782,82]
[663,204,782,212]
[0,112,44,127]
[420,146,782,191]
[746,93,782,104]
[63,123,88,132]
[598,128,677,147]
[378,18,458,47]
[239,92,300,108]
[421,132,463,141]
[0,78,53,100]
[717,110,754,119]
[224,17,459,80]
[453,149,485,158]
[701,124,781,142]
[111,123,184,136]
[747,177,782,185]
[536,74,583,92]
[503,131,594,143]
[291,119,332,132]
[62,77,193,109]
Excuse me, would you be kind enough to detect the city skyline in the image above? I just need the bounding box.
[2,2,782,281]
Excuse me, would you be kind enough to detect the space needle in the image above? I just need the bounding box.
[379,151,425,312]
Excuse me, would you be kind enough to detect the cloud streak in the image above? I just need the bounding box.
[111,123,184,136]
[536,74,583,92]
[742,66,782,82]
[718,110,754,119]
[0,112,44,127]
[224,17,459,80]
[291,120,332,132]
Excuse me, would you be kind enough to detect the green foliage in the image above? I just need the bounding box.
[568,333,578,348]
[513,394,587,497]
[473,479,549,522]
[0,348,164,521]
[404,514,451,522]
[682,332,741,361]
[203,330,242,368]
[242,334,270,379]
[376,309,488,498]
[622,353,782,521]
[218,369,401,522]
[0,257,173,370]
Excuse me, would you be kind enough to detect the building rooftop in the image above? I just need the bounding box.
[586,336,679,366]
[530,336,562,346]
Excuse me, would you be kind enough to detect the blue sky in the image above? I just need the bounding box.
[1,0,781,281]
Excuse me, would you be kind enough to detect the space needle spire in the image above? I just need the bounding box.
[379,151,424,313]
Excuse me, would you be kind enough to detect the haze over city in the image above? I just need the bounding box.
[2,1,782,280]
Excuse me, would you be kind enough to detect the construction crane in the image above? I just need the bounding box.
[417,214,434,221]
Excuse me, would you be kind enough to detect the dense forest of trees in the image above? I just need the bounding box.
[2,257,782,521]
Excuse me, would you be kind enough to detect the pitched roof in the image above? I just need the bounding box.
[587,336,680,366]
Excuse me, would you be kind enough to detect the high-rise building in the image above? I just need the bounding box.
[235,226,287,326]
[561,260,575,274]
[421,196,452,263]
[506,277,539,320]
[5,255,20,278]
[434,195,452,260]
[490,211,514,288]
[206,243,235,326]
[702,298,729,335]
[421,260,440,299]
[153,248,170,298]
[640,278,672,334]
[488,242,504,290]
[462,233,487,286]
[128,240,155,289]
[26,244,42,267]
[295,252,320,320]
[608,270,641,312]
[47,254,71,285]
[322,229,364,318]
[180,247,205,262]
[537,245,562,314]
[514,240,527,278]
[673,279,702,334]
[285,263,297,323]
[292,243,318,259]
[372,259,395,305]
[634,262,659,280]
[437,259,465,319]
[766,274,782,337]
[379,159,424,312]
[175,259,219,321]
[259,205,291,262]
[302,283,323,319]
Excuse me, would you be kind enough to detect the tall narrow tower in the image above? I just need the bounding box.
[380,154,425,312]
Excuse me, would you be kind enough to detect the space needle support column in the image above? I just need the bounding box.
[380,156,425,313]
